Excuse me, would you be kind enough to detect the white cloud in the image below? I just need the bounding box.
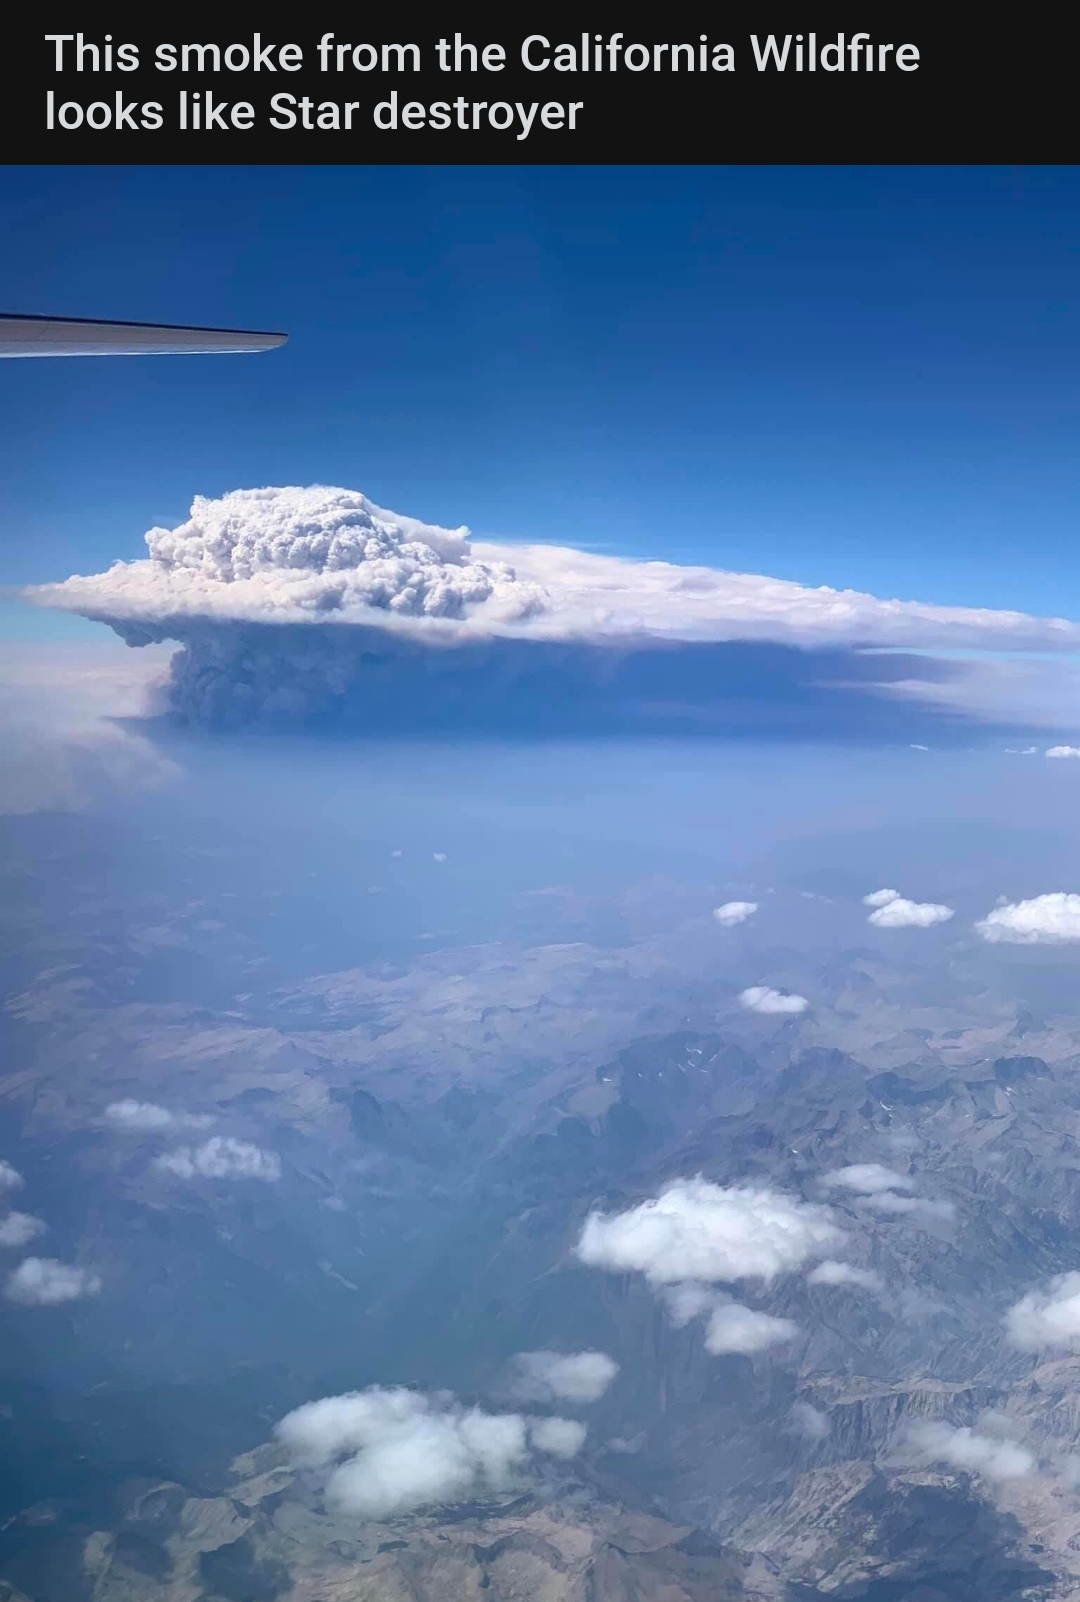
[528,1417,588,1458]
[5,1258,101,1306]
[868,896,954,929]
[0,1161,23,1192]
[1047,746,1080,758]
[807,1260,882,1291]
[821,1164,916,1196]
[976,892,1080,945]
[1006,1272,1080,1350]
[0,1213,46,1249]
[820,1166,952,1224]
[32,485,1080,657]
[575,1178,842,1287]
[662,1281,720,1328]
[275,1386,568,1518]
[703,1302,798,1355]
[738,986,808,1016]
[713,901,758,927]
[864,888,901,908]
[659,1282,798,1357]
[509,1350,619,1405]
[790,1402,829,1441]
[104,1099,214,1132]
[908,1421,1035,1482]
[432,852,448,863]
[32,487,544,632]
[153,1136,281,1182]
[856,1193,954,1220]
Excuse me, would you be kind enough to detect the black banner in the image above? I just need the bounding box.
[2,20,1071,162]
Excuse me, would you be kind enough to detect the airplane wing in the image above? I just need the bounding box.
[0,313,287,358]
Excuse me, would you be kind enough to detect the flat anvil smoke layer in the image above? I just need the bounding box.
[29,484,1080,652]
[25,485,1080,734]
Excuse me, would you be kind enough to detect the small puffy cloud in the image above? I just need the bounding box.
[662,1281,720,1328]
[807,1260,882,1291]
[154,1136,281,1182]
[713,901,758,927]
[820,1167,952,1224]
[864,888,901,908]
[1006,1272,1080,1350]
[528,1417,588,1458]
[908,1421,1035,1482]
[104,1099,214,1132]
[5,1258,101,1306]
[821,1164,916,1196]
[976,892,1080,945]
[820,1166,948,1223]
[703,1302,798,1355]
[738,986,808,1016]
[275,1387,545,1518]
[432,852,448,863]
[857,1193,955,1221]
[575,1178,842,1287]
[509,1350,619,1405]
[868,896,954,929]
[790,1402,829,1441]
[0,1213,46,1249]
[662,1284,797,1356]
[1046,746,1080,758]
[0,1162,23,1192]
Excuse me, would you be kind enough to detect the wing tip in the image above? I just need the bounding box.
[0,313,289,357]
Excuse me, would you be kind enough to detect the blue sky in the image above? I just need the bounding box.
[2,164,1079,636]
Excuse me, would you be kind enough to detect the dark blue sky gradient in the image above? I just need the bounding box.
[2,165,1078,625]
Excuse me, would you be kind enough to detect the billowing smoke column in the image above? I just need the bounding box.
[27,484,1080,737]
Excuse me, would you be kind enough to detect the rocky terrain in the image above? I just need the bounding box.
[4,806,1080,1598]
